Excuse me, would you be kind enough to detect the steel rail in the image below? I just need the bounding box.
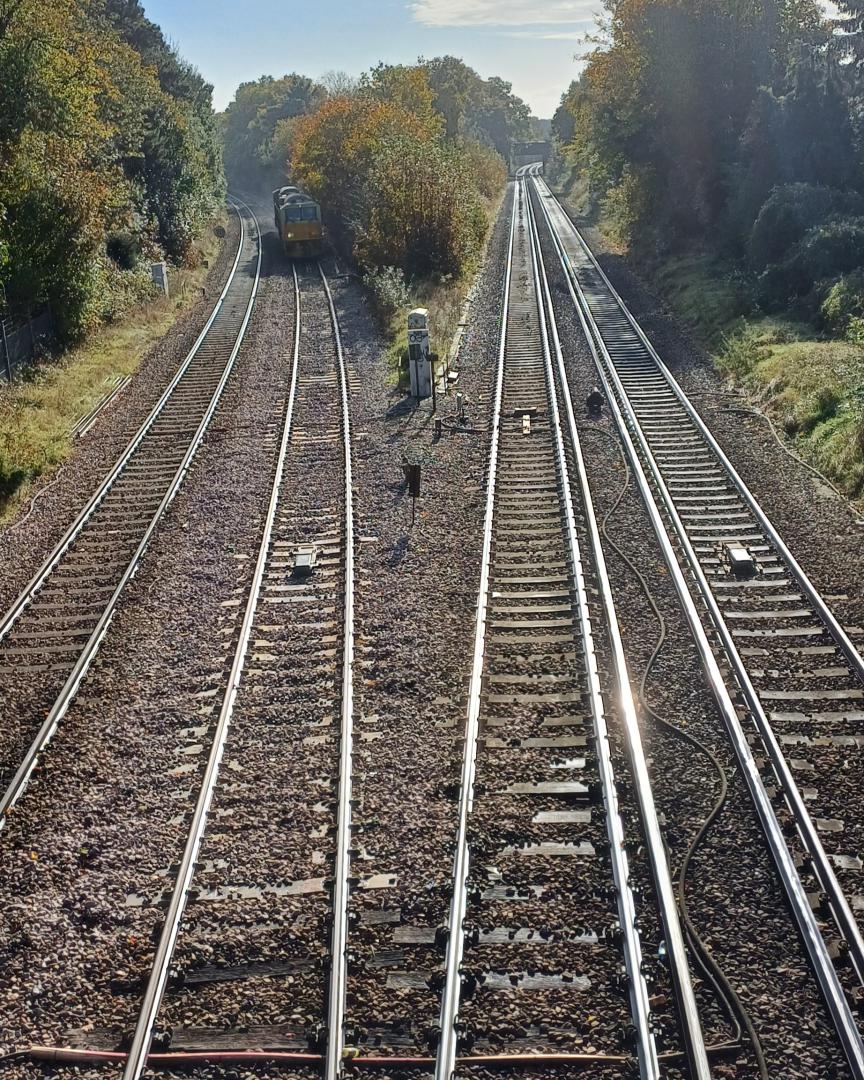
[320,262,356,1080]
[532,165,864,968]
[122,260,306,1080]
[530,167,864,1078]
[437,175,660,1080]
[524,178,711,1080]
[122,261,356,1080]
[534,168,864,999]
[0,199,262,825]
[434,182,515,1080]
[0,200,247,644]
[521,175,659,1080]
[534,173,864,688]
[533,172,864,1001]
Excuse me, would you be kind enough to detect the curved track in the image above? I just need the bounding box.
[529,165,864,1077]
[120,261,355,1080]
[0,198,262,817]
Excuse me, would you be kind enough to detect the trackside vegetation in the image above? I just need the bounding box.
[0,0,226,515]
[0,223,225,521]
[0,0,225,343]
[554,0,864,499]
[221,58,529,358]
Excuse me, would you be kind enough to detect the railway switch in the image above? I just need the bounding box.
[724,542,756,578]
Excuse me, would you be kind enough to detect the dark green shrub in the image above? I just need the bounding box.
[106,231,140,270]
[717,322,764,378]
[757,216,864,311]
[748,185,864,272]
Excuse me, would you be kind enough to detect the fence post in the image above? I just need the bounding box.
[0,318,11,382]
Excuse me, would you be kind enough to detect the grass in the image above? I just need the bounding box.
[0,218,227,523]
[657,254,864,501]
[716,323,864,497]
[658,256,864,501]
[650,252,864,500]
[554,170,864,503]
[652,254,752,345]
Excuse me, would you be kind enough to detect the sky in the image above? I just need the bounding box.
[141,0,601,118]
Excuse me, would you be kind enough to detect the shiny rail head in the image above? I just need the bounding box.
[0,203,262,832]
[530,172,864,1079]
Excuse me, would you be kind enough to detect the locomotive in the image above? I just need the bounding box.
[272,185,323,258]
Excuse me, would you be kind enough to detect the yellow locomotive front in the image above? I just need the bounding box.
[273,186,323,258]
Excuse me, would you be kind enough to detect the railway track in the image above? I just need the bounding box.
[528,165,864,1076]
[119,261,355,1080]
[5,173,861,1080]
[0,197,261,815]
[433,176,710,1079]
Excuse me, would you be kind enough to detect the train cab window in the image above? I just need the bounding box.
[285,204,319,222]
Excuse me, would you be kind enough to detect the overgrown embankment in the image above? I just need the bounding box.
[0,221,227,521]
[550,0,864,501]
[0,0,228,517]
[0,0,225,343]
[606,238,864,501]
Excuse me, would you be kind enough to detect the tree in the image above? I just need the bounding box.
[290,71,507,280]
[221,74,325,183]
[555,0,826,248]
[360,63,441,132]
[732,47,859,241]
[421,55,532,152]
[320,70,359,98]
[832,0,864,66]
[0,0,224,340]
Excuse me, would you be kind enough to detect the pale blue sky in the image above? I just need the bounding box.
[142,0,600,118]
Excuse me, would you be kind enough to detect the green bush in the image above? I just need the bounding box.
[600,166,652,250]
[717,322,764,378]
[847,316,864,348]
[757,216,864,311]
[748,185,864,272]
[96,260,160,324]
[363,265,410,326]
[822,272,864,333]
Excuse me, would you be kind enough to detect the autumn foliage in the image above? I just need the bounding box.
[289,61,516,279]
[0,0,224,341]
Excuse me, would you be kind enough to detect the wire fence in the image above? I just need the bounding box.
[0,309,55,382]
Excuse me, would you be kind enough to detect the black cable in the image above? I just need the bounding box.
[582,421,770,1079]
